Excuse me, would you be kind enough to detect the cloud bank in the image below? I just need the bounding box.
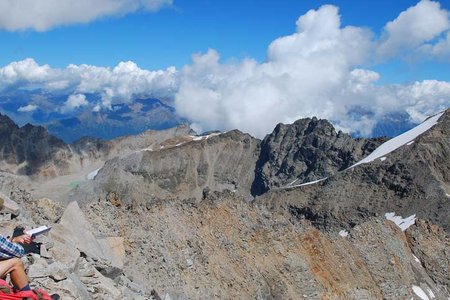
[1,0,450,138]
[0,0,172,31]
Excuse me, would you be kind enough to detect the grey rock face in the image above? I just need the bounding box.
[252,117,384,195]
[76,130,260,206]
[406,219,450,293]
[0,114,71,176]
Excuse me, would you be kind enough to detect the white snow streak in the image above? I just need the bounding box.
[427,287,435,299]
[413,255,421,264]
[87,168,100,180]
[379,157,387,161]
[339,230,349,237]
[288,178,299,186]
[385,212,416,231]
[191,132,222,141]
[407,140,415,146]
[412,285,429,300]
[351,112,444,168]
[290,178,327,188]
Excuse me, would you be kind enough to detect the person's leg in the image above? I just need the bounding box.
[0,258,30,290]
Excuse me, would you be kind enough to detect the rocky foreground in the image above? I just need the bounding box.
[0,185,153,299]
[0,110,449,299]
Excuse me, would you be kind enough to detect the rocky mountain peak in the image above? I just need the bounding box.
[252,116,385,195]
[0,114,70,175]
[0,113,19,131]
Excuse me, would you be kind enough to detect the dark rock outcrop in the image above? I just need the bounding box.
[252,117,384,195]
[0,114,71,176]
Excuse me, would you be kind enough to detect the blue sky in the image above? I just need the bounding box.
[0,0,449,138]
[0,1,443,73]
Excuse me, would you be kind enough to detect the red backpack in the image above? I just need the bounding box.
[0,279,52,300]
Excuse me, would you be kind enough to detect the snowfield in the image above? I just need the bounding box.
[87,168,100,180]
[385,212,416,231]
[350,112,444,168]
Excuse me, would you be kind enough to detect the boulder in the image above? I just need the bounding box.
[97,237,125,268]
[0,192,20,215]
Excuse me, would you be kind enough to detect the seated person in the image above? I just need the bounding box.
[0,233,32,291]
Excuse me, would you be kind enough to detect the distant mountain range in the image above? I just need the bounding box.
[0,89,421,143]
[0,90,186,143]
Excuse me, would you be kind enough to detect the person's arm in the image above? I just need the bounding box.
[0,235,25,258]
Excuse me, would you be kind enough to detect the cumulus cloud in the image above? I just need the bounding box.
[71,61,178,109]
[60,94,89,113]
[17,104,38,113]
[377,0,450,60]
[0,0,172,31]
[0,58,178,111]
[0,58,53,87]
[419,31,450,60]
[175,5,374,137]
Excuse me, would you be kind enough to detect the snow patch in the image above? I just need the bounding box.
[407,140,415,146]
[427,287,435,299]
[175,142,185,147]
[385,212,416,231]
[288,178,299,186]
[339,230,349,237]
[295,178,327,187]
[446,194,450,198]
[279,178,327,189]
[412,285,429,300]
[350,112,444,169]
[87,168,100,180]
[413,255,421,264]
[379,157,387,161]
[191,132,222,142]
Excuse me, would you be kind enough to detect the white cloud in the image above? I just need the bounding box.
[17,104,38,112]
[72,61,178,109]
[175,5,374,137]
[0,58,53,87]
[377,0,450,59]
[0,59,178,111]
[0,0,172,32]
[60,94,89,113]
[419,31,450,60]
